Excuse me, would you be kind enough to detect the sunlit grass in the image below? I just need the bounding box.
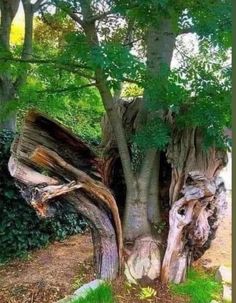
[170,268,222,303]
[70,283,115,303]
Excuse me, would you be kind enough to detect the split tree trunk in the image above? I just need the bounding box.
[8,110,228,285]
[8,111,122,280]
[101,103,228,285]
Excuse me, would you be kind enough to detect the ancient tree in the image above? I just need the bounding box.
[6,0,231,284]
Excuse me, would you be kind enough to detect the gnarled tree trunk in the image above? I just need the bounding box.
[8,111,122,280]
[161,127,228,283]
[101,102,228,284]
[8,110,228,284]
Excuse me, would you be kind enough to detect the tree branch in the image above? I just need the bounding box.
[32,0,45,12]
[87,10,114,23]
[1,57,91,70]
[0,56,96,81]
[36,82,96,94]
[76,0,135,187]
[52,0,84,26]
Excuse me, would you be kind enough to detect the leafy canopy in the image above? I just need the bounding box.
[0,0,231,149]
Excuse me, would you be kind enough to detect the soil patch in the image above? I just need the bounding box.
[0,233,93,303]
[0,232,187,303]
[197,192,232,268]
[0,194,231,302]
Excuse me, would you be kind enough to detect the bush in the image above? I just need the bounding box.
[0,130,87,263]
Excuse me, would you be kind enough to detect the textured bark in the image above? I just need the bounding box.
[8,109,229,285]
[161,127,228,284]
[167,128,227,205]
[124,236,161,284]
[8,111,122,280]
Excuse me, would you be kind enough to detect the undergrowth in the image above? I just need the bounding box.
[170,268,222,303]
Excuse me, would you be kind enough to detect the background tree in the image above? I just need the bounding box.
[0,0,46,131]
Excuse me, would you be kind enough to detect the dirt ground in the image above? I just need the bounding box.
[0,233,186,303]
[0,233,94,303]
[0,193,231,303]
[198,191,232,268]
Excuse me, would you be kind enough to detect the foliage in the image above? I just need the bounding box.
[170,268,222,303]
[0,130,87,263]
[138,286,157,300]
[173,39,231,149]
[0,11,104,144]
[115,0,231,48]
[134,38,231,150]
[122,83,143,98]
[1,0,231,151]
[134,117,171,150]
[70,283,115,303]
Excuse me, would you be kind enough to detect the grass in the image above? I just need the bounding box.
[70,283,115,303]
[170,268,222,303]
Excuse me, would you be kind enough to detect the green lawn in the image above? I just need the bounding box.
[170,269,222,303]
[70,283,115,303]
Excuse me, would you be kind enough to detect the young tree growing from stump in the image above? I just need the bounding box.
[7,0,231,284]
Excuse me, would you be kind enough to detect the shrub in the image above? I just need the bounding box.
[0,130,87,263]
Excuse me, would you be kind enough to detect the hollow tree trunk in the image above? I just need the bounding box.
[161,127,228,283]
[8,111,122,280]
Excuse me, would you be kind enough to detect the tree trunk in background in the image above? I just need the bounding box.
[0,0,40,131]
[0,0,20,131]
[161,127,228,283]
[0,80,16,131]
